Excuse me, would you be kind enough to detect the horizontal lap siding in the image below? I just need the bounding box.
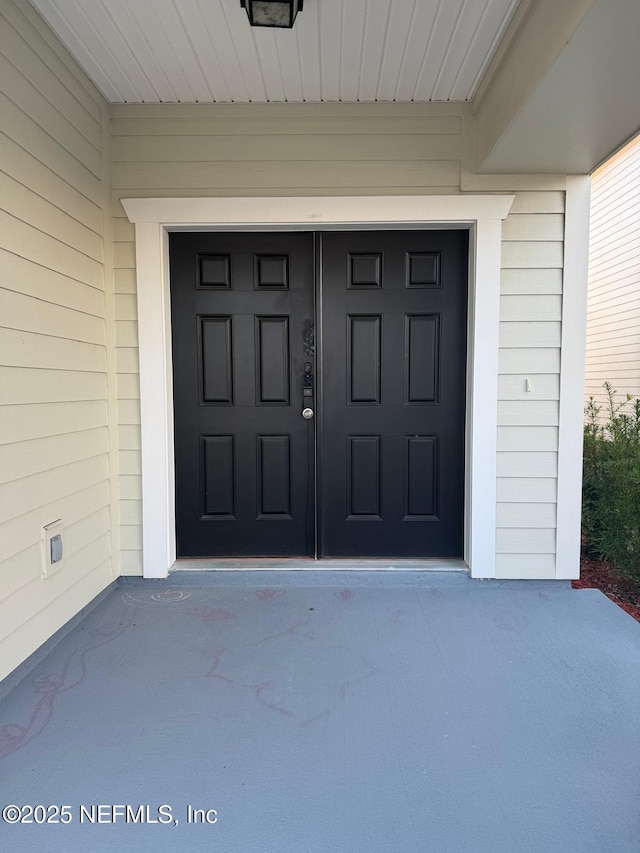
[0,0,110,681]
[112,105,563,579]
[585,135,640,411]
[496,192,565,578]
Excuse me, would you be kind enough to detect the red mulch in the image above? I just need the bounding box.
[573,548,640,622]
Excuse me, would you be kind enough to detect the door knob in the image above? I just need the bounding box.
[302,408,314,420]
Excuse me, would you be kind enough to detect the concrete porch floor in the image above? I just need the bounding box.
[0,571,639,852]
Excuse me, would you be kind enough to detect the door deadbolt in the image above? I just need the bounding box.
[302,408,314,420]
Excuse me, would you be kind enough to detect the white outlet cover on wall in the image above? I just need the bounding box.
[42,520,64,578]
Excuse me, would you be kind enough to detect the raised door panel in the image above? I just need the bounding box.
[257,434,292,518]
[200,316,233,404]
[256,316,290,405]
[405,314,439,404]
[347,435,382,519]
[404,435,438,520]
[348,315,382,404]
[202,435,235,518]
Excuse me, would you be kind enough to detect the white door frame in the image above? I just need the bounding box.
[122,195,515,579]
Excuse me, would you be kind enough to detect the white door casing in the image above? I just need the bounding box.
[122,195,515,578]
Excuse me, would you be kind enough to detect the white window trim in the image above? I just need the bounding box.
[122,195,515,579]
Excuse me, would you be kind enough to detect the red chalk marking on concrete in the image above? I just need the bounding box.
[335,589,352,600]
[0,606,137,761]
[256,619,316,645]
[192,606,235,623]
[205,627,378,726]
[205,648,228,677]
[255,589,285,600]
[391,609,409,624]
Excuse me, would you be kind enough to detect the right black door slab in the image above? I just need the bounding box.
[319,230,468,558]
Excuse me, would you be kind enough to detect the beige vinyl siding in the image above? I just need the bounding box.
[496,191,564,579]
[111,104,564,579]
[585,134,640,410]
[0,0,113,681]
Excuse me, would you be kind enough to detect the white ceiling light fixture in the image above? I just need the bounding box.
[240,0,303,28]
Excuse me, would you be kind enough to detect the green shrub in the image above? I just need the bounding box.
[582,382,640,581]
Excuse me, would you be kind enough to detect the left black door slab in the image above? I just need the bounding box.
[170,232,315,557]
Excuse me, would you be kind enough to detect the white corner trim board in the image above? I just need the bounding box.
[122,195,515,579]
[556,176,591,579]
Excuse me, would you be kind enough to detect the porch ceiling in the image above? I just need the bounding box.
[26,0,522,104]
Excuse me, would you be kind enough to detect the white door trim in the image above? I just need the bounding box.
[122,195,515,579]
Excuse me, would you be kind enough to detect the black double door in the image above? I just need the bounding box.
[170,230,467,559]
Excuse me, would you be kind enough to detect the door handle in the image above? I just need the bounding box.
[302,361,314,404]
[302,408,314,420]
